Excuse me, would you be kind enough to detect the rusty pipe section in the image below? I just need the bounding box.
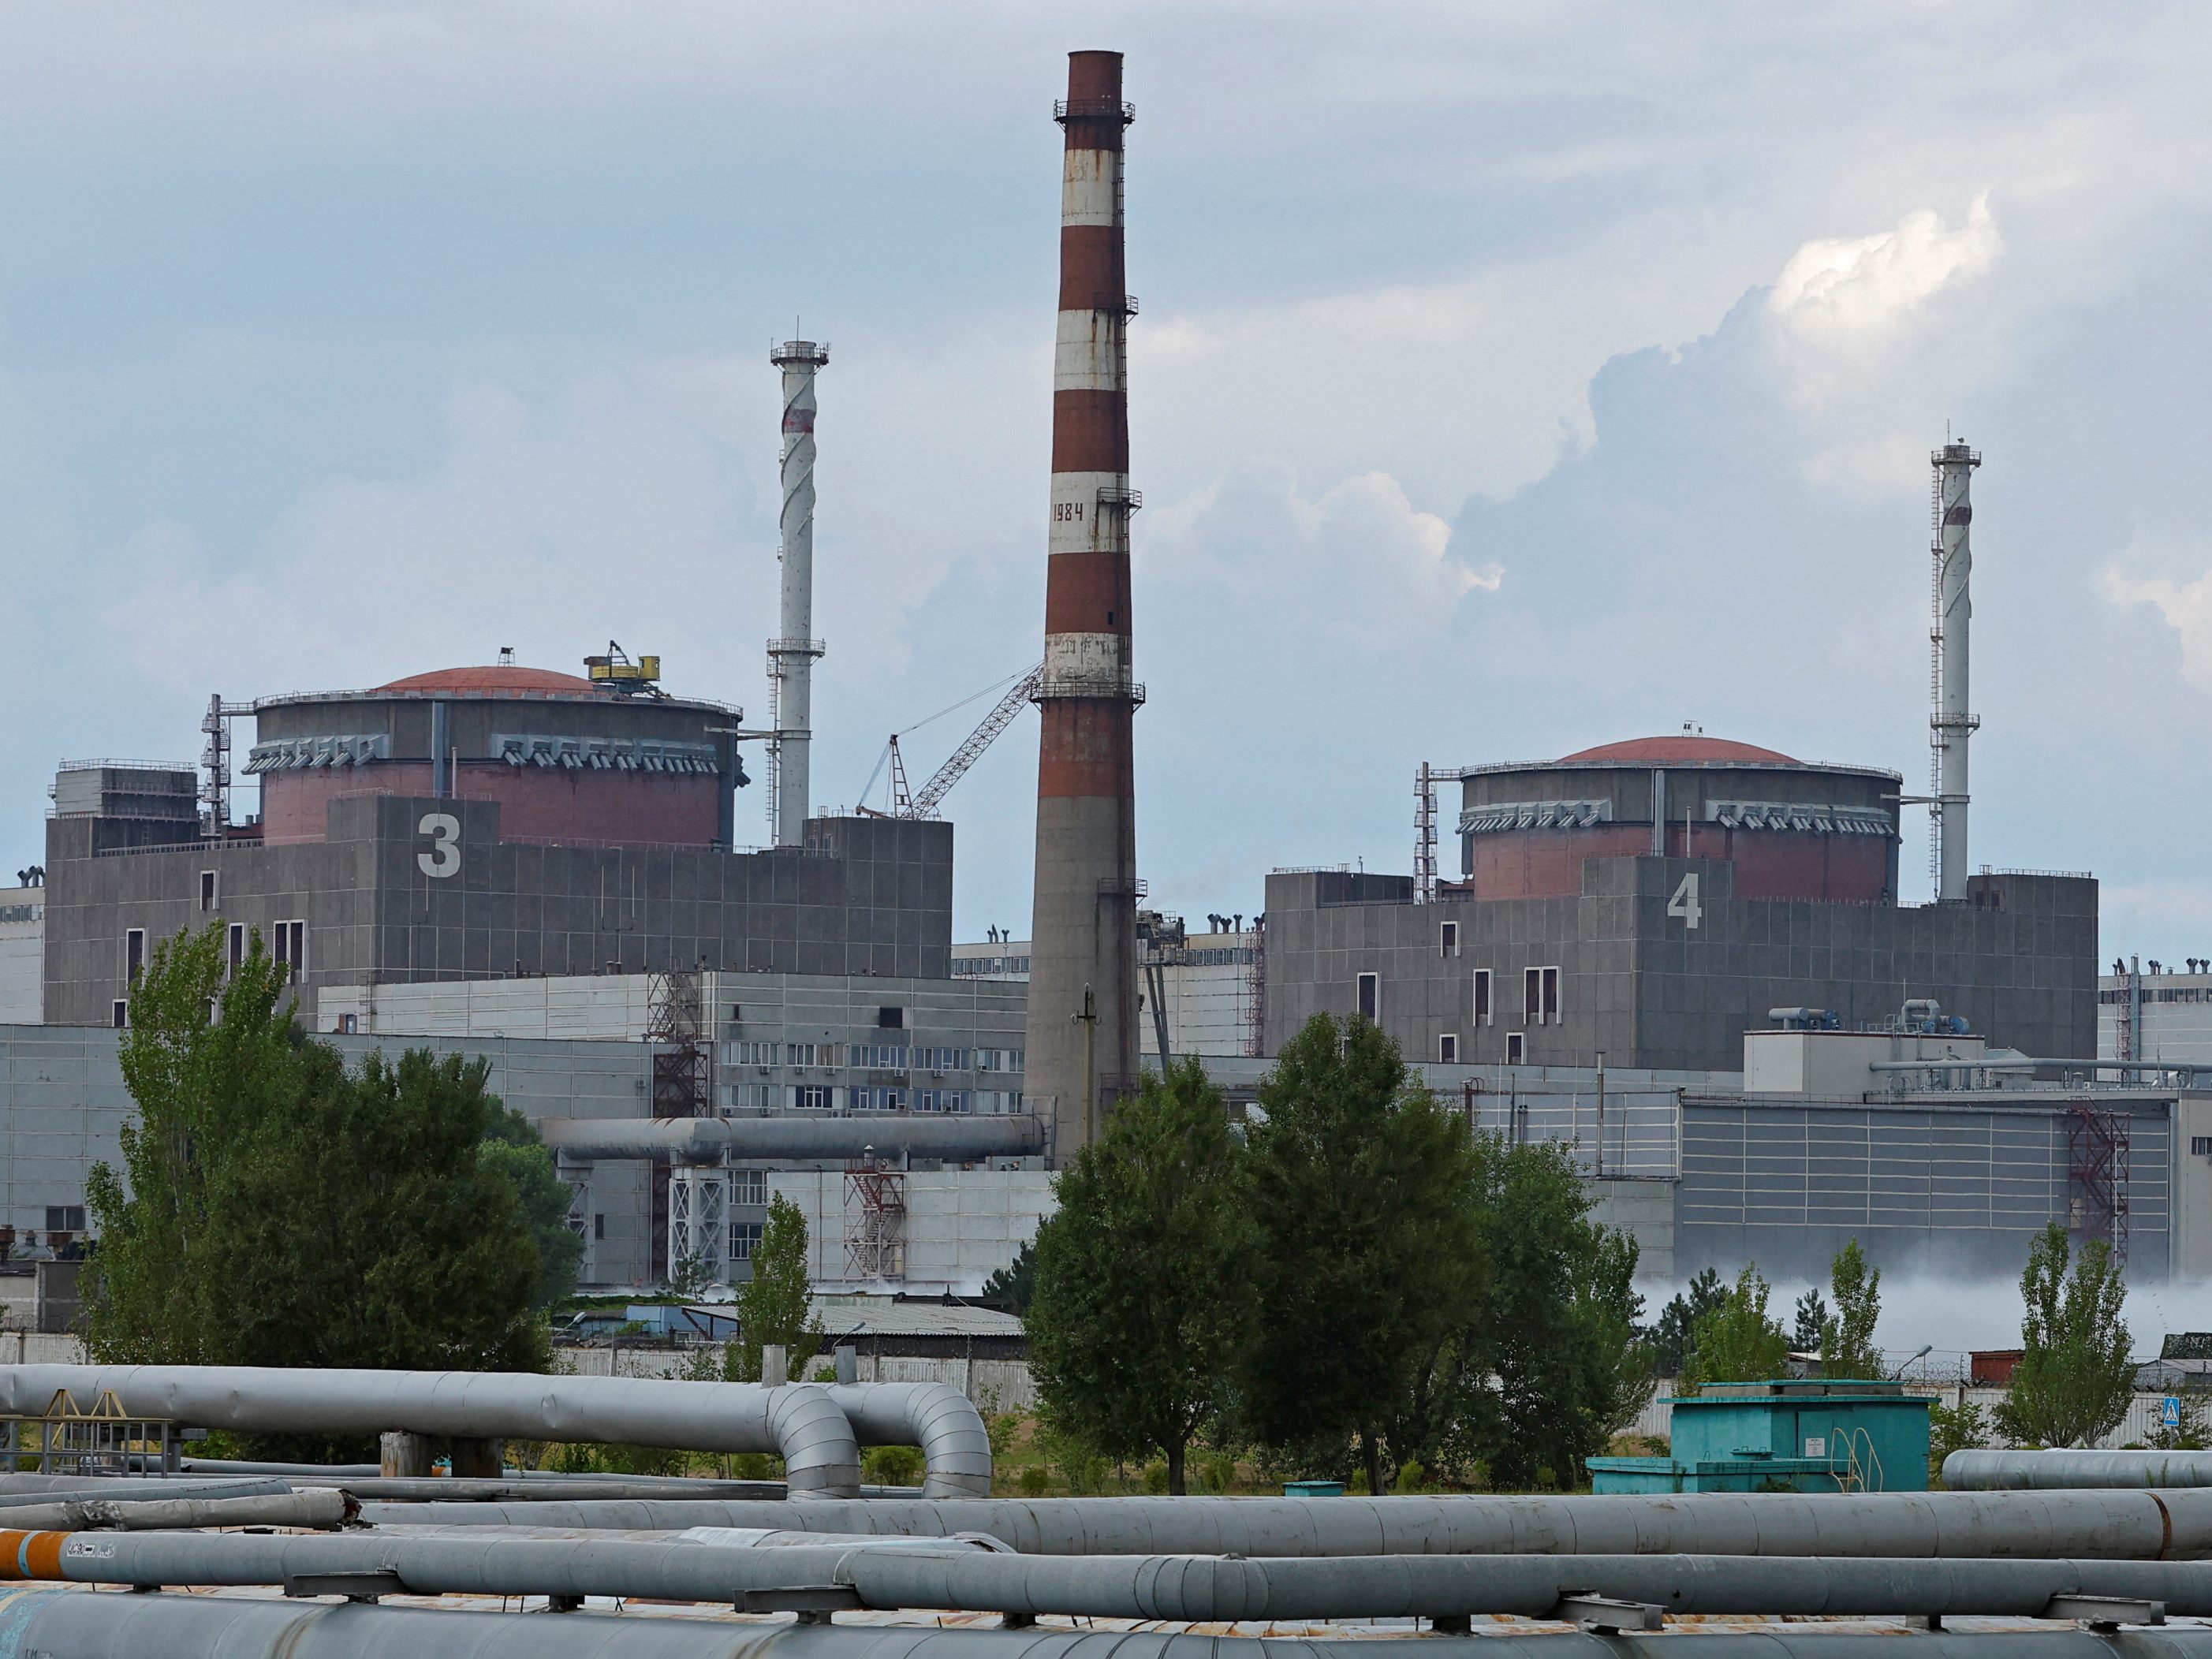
[0,1488,351,1532]
[1945,1450,2212,1490]
[356,1488,2212,1560]
[0,1366,864,1498]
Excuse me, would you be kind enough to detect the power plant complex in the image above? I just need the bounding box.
[2,51,2206,1311]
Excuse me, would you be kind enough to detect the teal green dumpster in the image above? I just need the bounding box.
[1587,1379,1930,1494]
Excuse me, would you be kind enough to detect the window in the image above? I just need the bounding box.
[272,919,306,975]
[1438,1034,1459,1064]
[730,1222,766,1262]
[732,1040,778,1066]
[199,870,218,912]
[1525,966,1561,1026]
[46,1206,85,1234]
[730,1170,769,1206]
[977,1048,1025,1072]
[850,1084,908,1112]
[1356,972,1380,1022]
[1472,969,1492,1027]
[977,1090,1024,1114]
[336,1013,358,1035]
[125,928,147,986]
[877,1005,905,1029]
[849,1043,911,1071]
[917,1046,972,1072]
[592,1214,606,1241]
[226,923,246,976]
[1506,1031,1526,1064]
[2195,1136,2212,1158]
[785,1042,829,1068]
[1440,921,1459,958]
[916,1088,971,1113]
[793,1084,834,1110]
[112,1000,128,1029]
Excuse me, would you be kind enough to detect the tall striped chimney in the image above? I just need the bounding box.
[1024,50,1141,1161]
[768,338,830,848]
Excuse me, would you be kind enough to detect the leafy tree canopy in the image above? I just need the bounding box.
[85,923,556,1454]
[1997,1222,2134,1448]
[1651,1268,1725,1378]
[1026,1056,1259,1492]
[1821,1239,1883,1381]
[1684,1264,1790,1389]
[728,1194,825,1382]
[981,1240,1036,1315]
[1240,1013,1487,1496]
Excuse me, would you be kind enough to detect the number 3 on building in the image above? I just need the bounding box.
[1668,873,1702,930]
[417,812,461,878]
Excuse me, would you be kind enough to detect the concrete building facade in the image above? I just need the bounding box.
[1264,858,2096,1076]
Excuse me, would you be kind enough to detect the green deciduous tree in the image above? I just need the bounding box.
[1241,1013,1486,1496]
[1821,1239,1883,1380]
[1997,1222,2135,1448]
[1928,1399,1991,1482]
[86,923,554,1392]
[1651,1267,1725,1379]
[480,1102,587,1308]
[728,1194,825,1382]
[1025,1057,1258,1493]
[1684,1264,1790,1389]
[1460,1135,1652,1488]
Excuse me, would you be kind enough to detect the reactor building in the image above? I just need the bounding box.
[39,656,952,1030]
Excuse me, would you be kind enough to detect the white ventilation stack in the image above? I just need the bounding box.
[768,339,830,848]
[1930,440,1981,901]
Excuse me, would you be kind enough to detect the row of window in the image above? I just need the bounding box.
[1436,1031,1531,1065]
[952,955,1031,976]
[725,1042,1025,1073]
[1355,966,1562,1030]
[725,1083,1024,1114]
[116,919,308,1027]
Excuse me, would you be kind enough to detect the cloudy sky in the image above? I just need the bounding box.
[5,1,2210,953]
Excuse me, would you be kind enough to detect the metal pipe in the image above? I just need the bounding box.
[825,1384,993,1499]
[0,1488,353,1531]
[11,1530,2212,1622]
[5,1589,2207,1659]
[1946,1450,2212,1490]
[535,1114,1046,1161]
[0,1367,864,1498]
[0,1477,296,1506]
[353,1489,2212,1560]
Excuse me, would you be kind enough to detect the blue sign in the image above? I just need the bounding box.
[2163,1396,2183,1428]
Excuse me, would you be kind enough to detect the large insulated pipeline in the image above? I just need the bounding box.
[0,1488,350,1532]
[2,1590,2207,1659]
[9,1530,2212,1622]
[1946,1449,2212,1490]
[825,1383,993,1498]
[356,1489,2212,1560]
[0,1476,296,1506]
[0,1366,864,1498]
[537,1115,1046,1162]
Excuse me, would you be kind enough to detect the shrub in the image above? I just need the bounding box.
[863,1445,925,1486]
[1017,1465,1051,1497]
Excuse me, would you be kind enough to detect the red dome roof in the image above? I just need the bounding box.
[1558,735,1800,765]
[375,665,599,695]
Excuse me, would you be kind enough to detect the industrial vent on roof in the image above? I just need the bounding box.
[491,734,720,774]
[243,734,391,773]
[1707,800,1893,837]
[1458,799,1613,836]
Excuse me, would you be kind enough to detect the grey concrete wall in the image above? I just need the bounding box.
[43,798,953,1028]
[1674,1092,2171,1283]
[1263,861,2096,1075]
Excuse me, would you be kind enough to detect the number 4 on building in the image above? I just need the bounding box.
[1668,873,1703,930]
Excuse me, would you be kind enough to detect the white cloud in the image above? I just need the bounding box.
[1770,195,2001,339]
[2102,565,2212,692]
